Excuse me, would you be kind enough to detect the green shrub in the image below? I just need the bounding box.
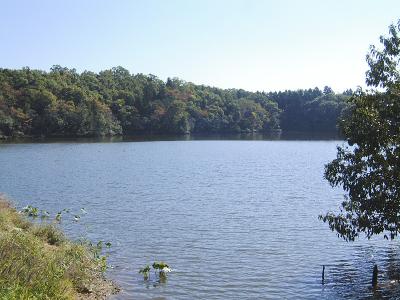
[30,223,66,246]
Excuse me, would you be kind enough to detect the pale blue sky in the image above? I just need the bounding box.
[1,0,399,92]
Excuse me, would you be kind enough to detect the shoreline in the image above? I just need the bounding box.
[0,130,343,144]
[0,195,120,299]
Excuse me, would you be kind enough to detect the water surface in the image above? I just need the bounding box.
[0,138,399,299]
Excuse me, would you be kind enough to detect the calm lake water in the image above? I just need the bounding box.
[1,136,400,299]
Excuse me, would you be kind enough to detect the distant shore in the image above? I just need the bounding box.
[0,130,343,143]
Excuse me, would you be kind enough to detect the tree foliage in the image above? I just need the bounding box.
[267,87,350,132]
[0,67,282,137]
[0,66,349,138]
[320,20,400,241]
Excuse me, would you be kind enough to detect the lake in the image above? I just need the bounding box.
[1,137,399,299]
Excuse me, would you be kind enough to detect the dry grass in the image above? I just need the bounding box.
[0,195,119,299]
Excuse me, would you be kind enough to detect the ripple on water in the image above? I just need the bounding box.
[1,140,400,299]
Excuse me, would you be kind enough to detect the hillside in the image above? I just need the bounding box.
[0,66,350,138]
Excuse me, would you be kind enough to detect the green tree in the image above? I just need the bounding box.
[303,93,349,132]
[238,99,268,132]
[320,20,400,241]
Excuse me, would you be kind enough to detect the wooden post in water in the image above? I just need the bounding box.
[322,265,325,285]
[372,264,378,287]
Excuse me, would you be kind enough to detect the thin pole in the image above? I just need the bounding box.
[372,264,378,286]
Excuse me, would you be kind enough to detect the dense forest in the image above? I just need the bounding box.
[267,87,352,132]
[0,66,351,138]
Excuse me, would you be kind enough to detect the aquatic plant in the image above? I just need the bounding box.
[54,208,70,223]
[55,211,62,222]
[139,261,172,282]
[152,261,171,275]
[40,210,50,220]
[139,265,151,280]
[21,205,39,217]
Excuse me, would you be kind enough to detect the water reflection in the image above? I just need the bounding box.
[0,130,342,144]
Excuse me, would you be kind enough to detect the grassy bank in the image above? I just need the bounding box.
[0,196,119,299]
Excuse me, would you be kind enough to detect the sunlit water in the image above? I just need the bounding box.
[1,138,399,299]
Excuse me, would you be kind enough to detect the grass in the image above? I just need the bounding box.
[0,195,118,300]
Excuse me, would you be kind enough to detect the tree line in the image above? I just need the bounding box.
[0,66,350,138]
